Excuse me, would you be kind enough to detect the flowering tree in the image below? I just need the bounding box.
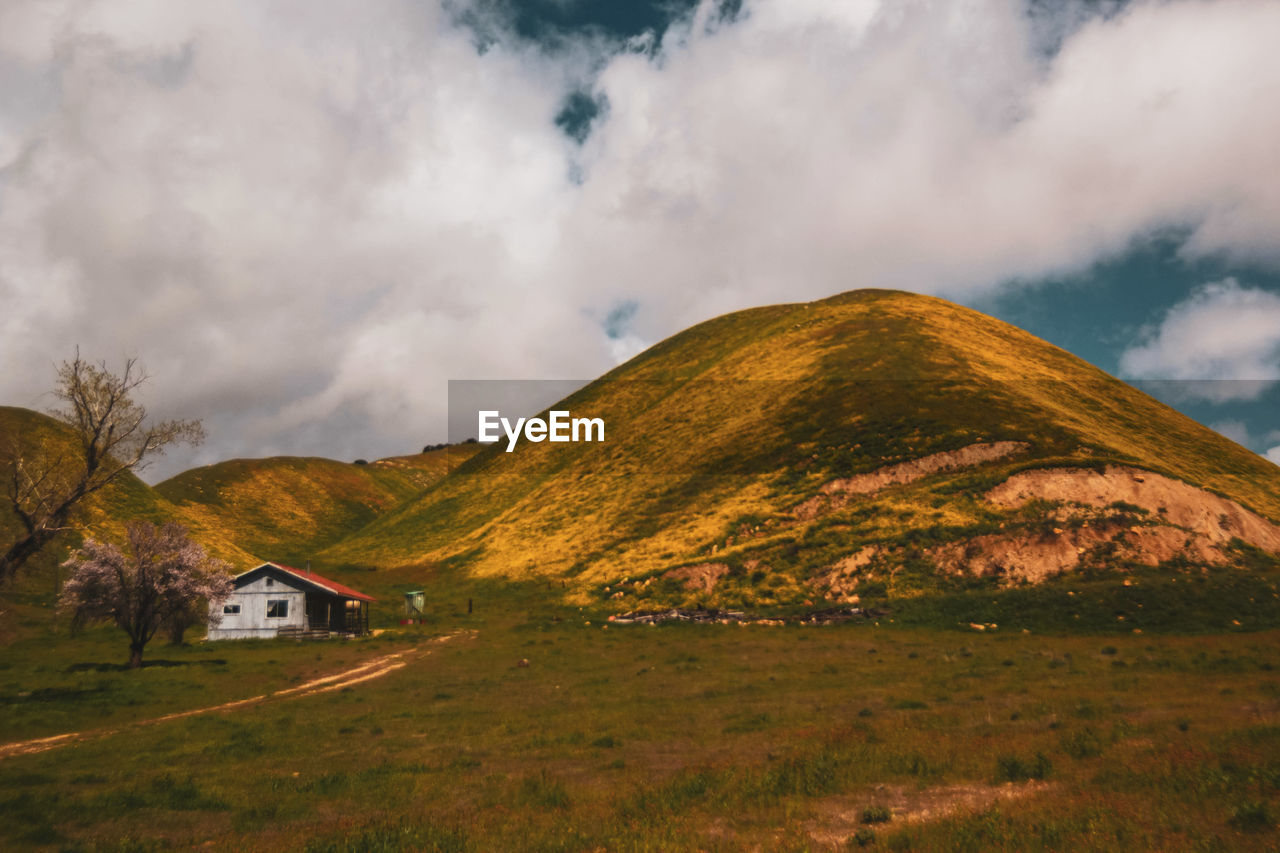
[60,521,232,668]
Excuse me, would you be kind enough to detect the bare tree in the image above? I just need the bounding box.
[59,521,232,669]
[2,352,204,584]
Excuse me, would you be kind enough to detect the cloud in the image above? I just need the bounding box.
[1211,420,1251,447]
[1118,279,1280,401]
[1210,421,1280,466]
[556,0,1280,336]
[2,0,1280,477]
[0,0,604,472]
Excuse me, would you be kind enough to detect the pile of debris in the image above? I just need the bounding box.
[610,608,753,625]
[797,607,885,625]
[608,606,883,626]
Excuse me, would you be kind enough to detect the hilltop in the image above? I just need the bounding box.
[320,289,1280,610]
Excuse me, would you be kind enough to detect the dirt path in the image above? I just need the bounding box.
[805,780,1052,847]
[0,632,464,761]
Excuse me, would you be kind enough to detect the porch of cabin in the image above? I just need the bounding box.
[301,592,371,636]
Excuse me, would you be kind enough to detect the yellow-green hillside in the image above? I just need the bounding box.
[321,289,1280,606]
[0,406,257,578]
[154,446,481,567]
[1,406,480,595]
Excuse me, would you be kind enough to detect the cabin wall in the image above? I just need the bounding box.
[207,575,306,640]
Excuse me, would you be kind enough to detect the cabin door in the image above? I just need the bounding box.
[305,595,332,631]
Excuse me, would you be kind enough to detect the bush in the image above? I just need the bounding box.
[847,827,877,847]
[861,805,892,824]
[1229,800,1273,832]
[1060,727,1105,759]
[995,752,1052,782]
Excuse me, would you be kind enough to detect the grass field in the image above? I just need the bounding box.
[2,577,1278,852]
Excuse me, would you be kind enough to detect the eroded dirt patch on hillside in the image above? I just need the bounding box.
[809,546,882,603]
[806,780,1052,848]
[930,520,1221,584]
[923,465,1280,582]
[988,465,1280,551]
[795,441,1030,520]
[925,465,1280,582]
[807,463,1280,598]
[663,561,731,591]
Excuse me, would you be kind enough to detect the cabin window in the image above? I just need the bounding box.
[223,604,241,614]
[266,599,289,618]
[266,577,274,587]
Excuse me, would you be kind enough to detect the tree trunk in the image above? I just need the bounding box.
[168,622,186,645]
[0,529,55,583]
[128,642,144,669]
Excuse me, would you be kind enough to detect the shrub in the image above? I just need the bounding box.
[861,805,892,824]
[847,827,877,847]
[1229,800,1273,832]
[995,752,1052,782]
[1060,727,1105,759]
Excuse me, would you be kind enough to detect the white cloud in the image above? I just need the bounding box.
[2,0,1280,476]
[1267,446,1280,467]
[1211,421,1251,446]
[1118,279,1280,401]
[555,0,1280,338]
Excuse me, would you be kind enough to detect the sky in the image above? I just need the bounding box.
[2,0,1279,481]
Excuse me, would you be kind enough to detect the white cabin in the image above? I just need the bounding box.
[208,562,374,640]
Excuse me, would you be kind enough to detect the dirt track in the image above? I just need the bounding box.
[0,633,463,761]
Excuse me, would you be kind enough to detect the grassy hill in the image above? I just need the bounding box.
[320,289,1280,609]
[8,289,1280,615]
[0,406,479,631]
[154,447,478,567]
[0,407,255,633]
[0,406,256,569]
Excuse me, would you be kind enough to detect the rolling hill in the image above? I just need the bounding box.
[0,406,477,600]
[154,448,477,567]
[319,289,1280,610]
[0,406,256,572]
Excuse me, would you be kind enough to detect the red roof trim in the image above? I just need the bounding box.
[239,562,376,602]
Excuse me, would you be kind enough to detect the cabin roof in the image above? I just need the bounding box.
[233,562,376,602]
